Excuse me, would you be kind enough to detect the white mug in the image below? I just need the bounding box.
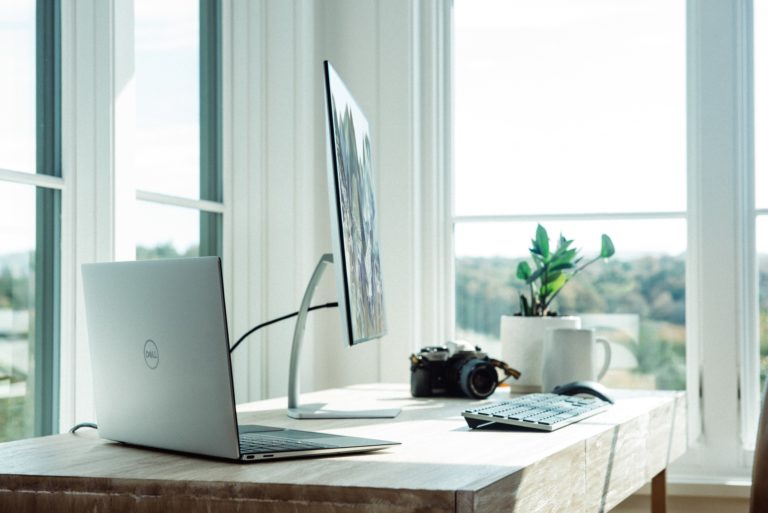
[500,315,581,393]
[542,328,612,393]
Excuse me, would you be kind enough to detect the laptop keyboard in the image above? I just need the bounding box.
[239,433,330,454]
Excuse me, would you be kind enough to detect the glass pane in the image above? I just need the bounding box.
[757,0,767,209]
[454,0,686,216]
[455,219,686,390]
[0,183,36,442]
[759,216,768,389]
[0,1,36,174]
[135,201,221,260]
[134,0,200,199]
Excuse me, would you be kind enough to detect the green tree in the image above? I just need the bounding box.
[136,243,199,260]
[455,254,689,390]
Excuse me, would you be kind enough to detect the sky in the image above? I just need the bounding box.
[0,0,35,175]
[453,0,768,257]
[453,0,686,257]
[134,0,200,201]
[454,0,687,217]
[0,0,767,258]
[133,0,201,252]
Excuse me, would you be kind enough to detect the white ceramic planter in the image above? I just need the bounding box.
[500,315,581,393]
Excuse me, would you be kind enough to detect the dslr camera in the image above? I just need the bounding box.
[409,341,520,399]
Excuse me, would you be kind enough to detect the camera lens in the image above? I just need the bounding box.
[459,359,498,399]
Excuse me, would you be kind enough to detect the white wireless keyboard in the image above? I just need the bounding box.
[462,393,611,432]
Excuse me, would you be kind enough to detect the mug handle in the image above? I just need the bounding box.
[595,337,612,380]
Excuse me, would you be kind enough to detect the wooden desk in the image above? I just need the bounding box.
[0,384,685,513]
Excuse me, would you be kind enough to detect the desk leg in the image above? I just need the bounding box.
[651,469,667,513]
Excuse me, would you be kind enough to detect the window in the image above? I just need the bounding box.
[757,0,767,389]
[0,0,61,442]
[133,0,222,260]
[453,0,686,390]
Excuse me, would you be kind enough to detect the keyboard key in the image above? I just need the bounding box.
[239,434,329,454]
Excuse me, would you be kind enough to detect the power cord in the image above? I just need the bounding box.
[229,301,339,353]
[69,422,98,434]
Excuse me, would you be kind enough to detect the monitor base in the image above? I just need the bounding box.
[288,404,401,419]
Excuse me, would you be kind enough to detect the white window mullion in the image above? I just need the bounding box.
[673,0,754,480]
[228,0,266,402]
[113,0,136,262]
[736,0,759,454]
[58,0,75,434]
[60,0,124,432]
[0,169,65,190]
[135,190,225,214]
[454,212,687,224]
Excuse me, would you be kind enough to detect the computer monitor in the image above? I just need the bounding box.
[286,62,398,419]
[323,60,387,347]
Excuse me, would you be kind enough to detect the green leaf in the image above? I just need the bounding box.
[549,262,575,272]
[541,272,568,297]
[529,237,542,256]
[600,234,616,258]
[542,270,562,285]
[535,224,550,259]
[551,249,577,266]
[527,266,545,284]
[557,234,573,251]
[516,261,532,281]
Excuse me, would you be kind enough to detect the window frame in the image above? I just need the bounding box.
[0,0,63,439]
[447,0,760,482]
[199,0,223,257]
[34,0,62,438]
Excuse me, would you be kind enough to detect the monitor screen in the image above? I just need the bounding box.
[323,61,387,346]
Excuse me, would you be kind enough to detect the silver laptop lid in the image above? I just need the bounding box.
[82,257,240,460]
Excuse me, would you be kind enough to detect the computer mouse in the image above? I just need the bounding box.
[552,380,615,404]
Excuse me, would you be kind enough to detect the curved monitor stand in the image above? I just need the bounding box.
[287,253,401,419]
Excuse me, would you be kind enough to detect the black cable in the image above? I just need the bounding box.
[229,302,338,354]
[69,422,98,434]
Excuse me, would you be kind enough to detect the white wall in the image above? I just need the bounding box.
[314,0,417,391]
[225,0,438,401]
[227,0,451,402]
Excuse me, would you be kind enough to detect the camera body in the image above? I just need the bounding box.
[410,341,500,399]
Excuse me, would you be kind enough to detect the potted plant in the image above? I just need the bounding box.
[501,224,615,392]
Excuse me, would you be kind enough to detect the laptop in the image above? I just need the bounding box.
[81,257,398,462]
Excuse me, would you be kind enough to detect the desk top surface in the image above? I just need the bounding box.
[0,384,684,495]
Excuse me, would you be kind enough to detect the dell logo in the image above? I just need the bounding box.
[144,339,159,369]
